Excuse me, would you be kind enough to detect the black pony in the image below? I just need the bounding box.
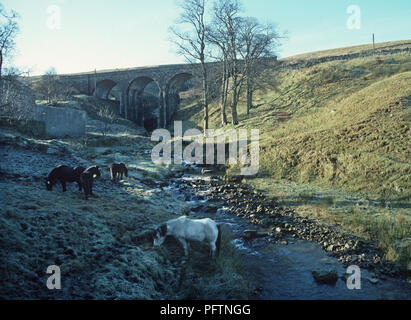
[79,166,101,200]
[45,165,86,192]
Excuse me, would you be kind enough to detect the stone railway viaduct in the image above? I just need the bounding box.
[53,63,211,130]
[28,57,279,130]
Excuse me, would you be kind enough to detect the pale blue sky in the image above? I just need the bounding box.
[2,0,411,75]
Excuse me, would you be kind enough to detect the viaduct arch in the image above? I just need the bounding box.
[28,58,277,131]
[48,63,208,131]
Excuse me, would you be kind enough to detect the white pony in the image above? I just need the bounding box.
[153,216,222,257]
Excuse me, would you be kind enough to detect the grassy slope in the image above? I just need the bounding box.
[1,122,251,299]
[281,40,411,61]
[258,70,411,198]
[172,41,411,269]
[176,41,411,200]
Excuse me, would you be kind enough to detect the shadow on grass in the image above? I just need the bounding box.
[158,225,252,300]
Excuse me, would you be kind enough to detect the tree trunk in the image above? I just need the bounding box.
[0,50,3,80]
[203,92,209,134]
[246,76,253,115]
[231,93,238,125]
[230,58,239,125]
[231,76,239,126]
[221,60,228,126]
[202,63,209,135]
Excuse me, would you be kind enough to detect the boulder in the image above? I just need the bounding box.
[205,204,218,213]
[312,269,338,285]
[243,230,269,240]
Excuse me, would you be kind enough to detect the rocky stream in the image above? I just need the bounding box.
[164,168,411,300]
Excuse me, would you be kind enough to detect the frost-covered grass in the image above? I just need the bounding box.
[0,128,252,299]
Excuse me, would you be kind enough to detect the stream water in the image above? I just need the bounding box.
[165,173,410,300]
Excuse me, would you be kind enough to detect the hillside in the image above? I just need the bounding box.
[281,40,411,61]
[174,40,411,200]
[172,41,411,270]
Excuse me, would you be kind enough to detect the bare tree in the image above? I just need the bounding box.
[32,68,77,105]
[33,67,62,105]
[207,1,284,124]
[170,0,210,134]
[212,0,243,125]
[206,14,230,125]
[238,18,281,115]
[97,105,116,137]
[0,68,34,121]
[44,67,59,104]
[0,4,19,80]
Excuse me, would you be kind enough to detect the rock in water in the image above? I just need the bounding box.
[205,204,218,213]
[243,230,269,240]
[312,269,338,285]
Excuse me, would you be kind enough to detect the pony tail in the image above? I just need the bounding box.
[216,224,222,257]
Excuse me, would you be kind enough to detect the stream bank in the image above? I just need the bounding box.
[164,172,411,300]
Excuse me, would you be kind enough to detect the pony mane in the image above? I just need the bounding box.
[85,166,101,177]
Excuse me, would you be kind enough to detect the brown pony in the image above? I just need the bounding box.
[108,163,128,182]
[45,165,86,192]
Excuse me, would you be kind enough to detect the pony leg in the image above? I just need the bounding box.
[210,242,217,258]
[177,238,189,256]
[84,184,89,200]
[61,181,67,192]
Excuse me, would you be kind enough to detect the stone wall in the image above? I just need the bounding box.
[0,117,46,137]
[1,79,87,137]
[34,105,87,137]
[278,47,411,72]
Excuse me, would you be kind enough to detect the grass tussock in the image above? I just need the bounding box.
[173,226,251,300]
[333,209,411,270]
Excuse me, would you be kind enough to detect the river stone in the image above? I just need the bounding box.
[243,230,268,240]
[191,205,203,213]
[312,269,338,285]
[205,204,218,213]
